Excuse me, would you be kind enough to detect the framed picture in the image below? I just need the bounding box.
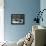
[11,14,25,25]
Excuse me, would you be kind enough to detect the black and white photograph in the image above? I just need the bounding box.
[11,14,25,25]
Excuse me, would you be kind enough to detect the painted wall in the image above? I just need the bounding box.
[4,0,40,42]
[0,0,4,42]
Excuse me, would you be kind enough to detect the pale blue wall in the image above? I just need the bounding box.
[40,0,46,27]
[4,0,40,42]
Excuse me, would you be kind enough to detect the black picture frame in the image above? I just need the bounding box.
[11,14,25,25]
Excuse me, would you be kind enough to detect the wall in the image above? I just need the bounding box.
[0,0,4,42]
[4,0,40,42]
[40,0,46,27]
